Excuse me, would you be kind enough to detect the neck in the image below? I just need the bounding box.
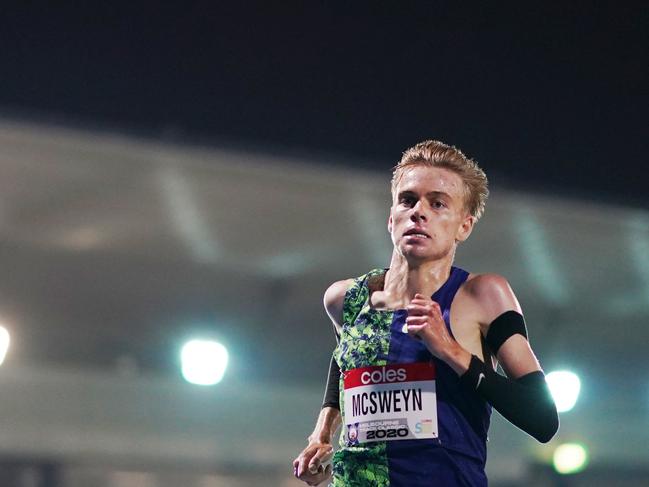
[384,251,455,303]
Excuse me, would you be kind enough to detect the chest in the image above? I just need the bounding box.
[336,286,484,371]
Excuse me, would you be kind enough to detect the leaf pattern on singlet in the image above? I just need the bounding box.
[335,269,391,372]
[331,269,393,487]
[332,444,389,486]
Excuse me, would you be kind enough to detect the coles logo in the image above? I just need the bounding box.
[344,362,436,390]
[360,366,407,385]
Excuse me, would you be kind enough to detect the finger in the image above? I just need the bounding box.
[407,324,426,332]
[298,450,314,477]
[409,298,439,307]
[405,315,428,326]
[401,321,426,334]
[410,298,440,310]
[406,304,428,316]
[409,303,443,320]
[309,463,324,475]
[411,295,439,305]
[406,315,445,333]
[310,445,334,467]
[308,451,327,474]
[412,294,435,304]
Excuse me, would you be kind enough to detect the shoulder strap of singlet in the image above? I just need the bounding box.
[342,269,385,327]
[434,266,470,323]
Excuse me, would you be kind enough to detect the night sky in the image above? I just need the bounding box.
[2,2,647,207]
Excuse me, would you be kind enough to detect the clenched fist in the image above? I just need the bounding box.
[404,293,471,376]
[405,294,456,358]
[293,441,333,486]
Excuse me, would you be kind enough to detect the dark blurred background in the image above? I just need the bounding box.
[2,2,647,206]
[0,2,647,486]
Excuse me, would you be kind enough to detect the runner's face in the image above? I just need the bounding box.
[388,166,474,262]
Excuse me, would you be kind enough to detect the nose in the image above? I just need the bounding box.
[410,199,427,222]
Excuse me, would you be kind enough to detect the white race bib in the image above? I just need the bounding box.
[343,362,438,445]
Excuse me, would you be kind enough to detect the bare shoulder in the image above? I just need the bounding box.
[323,279,354,329]
[466,274,542,376]
[464,273,515,298]
[463,273,523,326]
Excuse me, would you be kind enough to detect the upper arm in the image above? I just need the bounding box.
[472,274,542,379]
[323,279,353,336]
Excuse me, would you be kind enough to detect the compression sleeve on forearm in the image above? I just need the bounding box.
[322,352,341,410]
[460,355,559,443]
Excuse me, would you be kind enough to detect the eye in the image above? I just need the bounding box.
[399,195,415,207]
[432,200,446,209]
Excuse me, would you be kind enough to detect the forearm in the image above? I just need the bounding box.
[308,406,342,444]
[460,355,559,443]
[295,407,339,484]
[436,341,472,376]
[322,353,341,409]
[314,352,342,443]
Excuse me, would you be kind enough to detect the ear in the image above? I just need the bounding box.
[455,214,475,243]
[387,213,393,234]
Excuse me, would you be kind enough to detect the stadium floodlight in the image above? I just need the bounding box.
[0,326,10,366]
[546,370,581,413]
[553,443,588,474]
[180,339,228,386]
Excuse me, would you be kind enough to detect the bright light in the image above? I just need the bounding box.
[546,370,581,412]
[180,340,228,385]
[0,326,10,366]
[553,443,588,474]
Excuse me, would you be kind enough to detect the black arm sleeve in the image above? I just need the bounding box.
[485,310,528,354]
[460,355,559,443]
[321,352,341,410]
[322,324,341,410]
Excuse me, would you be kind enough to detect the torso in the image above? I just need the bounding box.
[366,272,489,363]
[331,267,491,487]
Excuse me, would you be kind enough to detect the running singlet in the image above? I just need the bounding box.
[331,268,491,487]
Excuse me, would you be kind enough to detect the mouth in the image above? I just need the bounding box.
[403,228,431,239]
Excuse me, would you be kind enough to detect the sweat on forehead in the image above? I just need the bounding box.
[392,165,469,207]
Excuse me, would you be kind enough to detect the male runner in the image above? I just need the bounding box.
[293,140,558,486]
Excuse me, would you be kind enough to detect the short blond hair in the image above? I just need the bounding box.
[391,139,489,220]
